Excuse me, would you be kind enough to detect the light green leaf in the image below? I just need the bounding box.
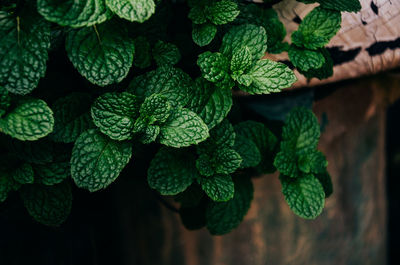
[298,48,334,80]
[50,93,94,143]
[220,24,267,62]
[91,92,139,141]
[233,134,261,169]
[291,7,341,50]
[65,21,135,86]
[281,107,320,154]
[20,181,72,226]
[298,150,327,174]
[153,40,181,66]
[105,0,155,23]
[159,108,209,148]
[280,174,325,219]
[274,149,301,178]
[148,148,199,195]
[205,0,240,25]
[139,94,172,124]
[37,0,111,27]
[129,66,192,108]
[13,163,34,184]
[71,129,132,192]
[206,176,253,235]
[288,45,325,72]
[241,59,297,95]
[197,51,231,85]
[192,23,217,47]
[199,174,234,202]
[230,46,252,77]
[0,10,50,95]
[214,148,242,175]
[0,99,54,141]
[186,78,232,129]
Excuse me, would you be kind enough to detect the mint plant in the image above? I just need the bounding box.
[0,0,359,234]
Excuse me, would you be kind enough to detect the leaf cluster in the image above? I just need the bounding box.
[0,0,359,232]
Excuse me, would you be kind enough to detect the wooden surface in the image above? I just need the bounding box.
[265,0,400,87]
[107,73,400,265]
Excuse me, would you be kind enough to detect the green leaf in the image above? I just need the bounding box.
[233,134,261,169]
[240,59,297,95]
[129,66,192,108]
[196,154,215,177]
[214,148,242,174]
[262,9,287,54]
[135,124,160,144]
[297,0,361,13]
[65,21,135,86]
[147,147,199,195]
[37,0,110,27]
[50,93,94,143]
[319,0,361,13]
[288,45,325,72]
[91,92,139,141]
[0,172,19,202]
[159,108,209,148]
[0,99,54,141]
[291,7,341,50]
[192,23,217,47]
[205,0,240,25]
[220,24,267,62]
[274,149,301,178]
[0,86,11,117]
[235,121,278,174]
[20,181,72,226]
[105,0,155,22]
[315,170,333,198]
[0,10,50,95]
[188,6,207,24]
[298,150,327,174]
[71,129,132,192]
[299,48,334,80]
[281,107,320,154]
[280,174,325,219]
[197,51,231,85]
[153,40,181,66]
[197,119,235,154]
[230,46,252,77]
[139,94,172,124]
[133,36,152,69]
[199,174,234,202]
[13,163,34,184]
[34,162,70,186]
[186,78,232,129]
[206,176,253,235]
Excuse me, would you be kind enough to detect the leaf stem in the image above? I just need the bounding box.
[93,25,102,45]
